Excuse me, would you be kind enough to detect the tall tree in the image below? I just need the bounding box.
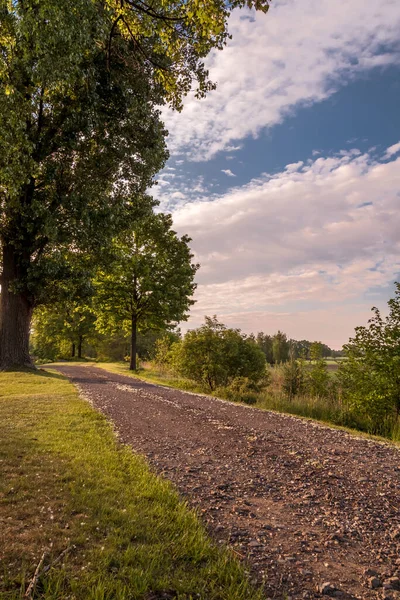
[94,212,198,370]
[256,332,274,364]
[0,0,167,368]
[0,0,270,369]
[272,330,289,364]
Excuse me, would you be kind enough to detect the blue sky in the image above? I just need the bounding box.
[155,0,400,348]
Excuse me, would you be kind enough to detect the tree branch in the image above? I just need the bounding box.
[124,0,185,23]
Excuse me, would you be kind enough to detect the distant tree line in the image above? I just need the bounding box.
[252,331,342,364]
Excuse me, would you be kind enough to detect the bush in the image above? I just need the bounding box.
[217,376,270,405]
[307,358,330,398]
[173,316,267,391]
[337,283,400,433]
[282,357,305,399]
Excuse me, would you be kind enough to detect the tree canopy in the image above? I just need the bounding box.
[0,0,270,369]
[95,212,198,369]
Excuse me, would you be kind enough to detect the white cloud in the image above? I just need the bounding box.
[384,141,400,158]
[163,0,400,161]
[221,169,236,177]
[170,147,400,346]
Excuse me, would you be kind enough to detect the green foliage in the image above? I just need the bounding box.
[282,355,305,400]
[32,301,96,360]
[1,0,168,298]
[338,284,400,432]
[92,331,130,362]
[307,359,330,398]
[256,333,338,364]
[95,212,198,333]
[0,0,270,305]
[94,212,198,368]
[218,376,269,405]
[101,0,271,110]
[153,332,181,371]
[255,331,273,363]
[289,339,334,360]
[310,341,322,361]
[307,344,331,398]
[173,316,266,391]
[138,329,180,361]
[272,330,290,364]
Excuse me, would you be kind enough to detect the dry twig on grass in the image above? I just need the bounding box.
[40,545,75,575]
[24,550,47,599]
[23,544,73,599]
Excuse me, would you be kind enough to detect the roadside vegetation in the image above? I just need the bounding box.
[72,286,400,444]
[35,285,400,443]
[0,369,264,600]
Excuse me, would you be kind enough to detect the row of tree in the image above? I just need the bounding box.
[32,211,198,370]
[252,331,340,364]
[32,304,339,370]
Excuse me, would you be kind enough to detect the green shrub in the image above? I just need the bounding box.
[217,376,269,405]
[337,283,400,433]
[282,357,305,399]
[306,358,330,398]
[173,316,266,391]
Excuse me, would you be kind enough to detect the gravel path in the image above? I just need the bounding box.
[55,365,400,600]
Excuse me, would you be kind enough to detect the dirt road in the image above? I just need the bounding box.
[54,365,400,600]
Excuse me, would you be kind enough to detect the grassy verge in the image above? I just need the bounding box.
[0,369,264,600]
[92,362,400,445]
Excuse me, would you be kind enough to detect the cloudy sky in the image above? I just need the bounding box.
[156,0,400,349]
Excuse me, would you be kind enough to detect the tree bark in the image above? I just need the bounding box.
[0,243,34,370]
[78,335,83,359]
[71,343,76,358]
[130,315,137,370]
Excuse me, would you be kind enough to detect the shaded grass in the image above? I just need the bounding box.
[0,370,264,600]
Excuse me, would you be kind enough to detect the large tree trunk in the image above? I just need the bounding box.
[71,343,76,358]
[78,335,83,359]
[0,243,34,370]
[129,315,137,371]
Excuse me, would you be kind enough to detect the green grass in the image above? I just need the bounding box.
[255,392,399,442]
[0,369,264,600]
